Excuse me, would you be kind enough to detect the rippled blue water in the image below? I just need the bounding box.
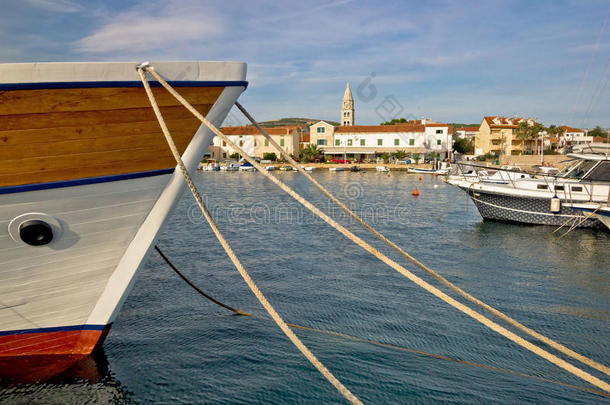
[2,171,609,404]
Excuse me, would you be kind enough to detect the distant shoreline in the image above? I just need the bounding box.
[258,162,435,171]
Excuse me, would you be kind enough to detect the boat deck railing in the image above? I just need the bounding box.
[451,162,608,203]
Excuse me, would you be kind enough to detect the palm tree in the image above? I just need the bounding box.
[391,150,407,161]
[516,121,532,154]
[546,125,565,151]
[516,121,545,154]
[302,144,321,162]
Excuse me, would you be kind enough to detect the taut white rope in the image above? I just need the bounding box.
[141,64,610,394]
[137,66,362,405]
[236,102,610,377]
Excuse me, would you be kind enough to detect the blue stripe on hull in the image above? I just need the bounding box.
[0,168,175,195]
[0,324,107,336]
[0,80,248,91]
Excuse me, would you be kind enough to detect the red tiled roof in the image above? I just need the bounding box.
[221,125,298,135]
[456,127,479,131]
[483,116,532,129]
[424,123,449,127]
[593,136,608,143]
[561,125,584,133]
[335,124,425,133]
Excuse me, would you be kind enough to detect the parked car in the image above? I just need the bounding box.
[329,157,351,164]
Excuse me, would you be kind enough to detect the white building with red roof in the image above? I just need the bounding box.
[455,127,479,139]
[308,120,453,161]
[560,125,593,147]
[210,125,304,160]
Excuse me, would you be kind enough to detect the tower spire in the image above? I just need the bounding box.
[343,82,353,102]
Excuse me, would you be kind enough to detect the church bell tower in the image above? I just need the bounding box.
[341,82,354,126]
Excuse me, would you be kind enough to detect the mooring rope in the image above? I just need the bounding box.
[557,206,601,240]
[154,244,610,399]
[235,103,610,378]
[140,64,610,393]
[137,66,362,405]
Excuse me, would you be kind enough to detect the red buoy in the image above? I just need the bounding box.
[412,188,420,196]
[418,176,422,181]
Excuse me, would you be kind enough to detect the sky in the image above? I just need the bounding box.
[2,0,609,128]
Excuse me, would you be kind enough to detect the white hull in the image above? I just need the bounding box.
[0,61,246,359]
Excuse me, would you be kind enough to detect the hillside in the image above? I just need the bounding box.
[256,117,340,127]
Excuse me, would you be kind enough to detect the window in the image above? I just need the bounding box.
[223,141,227,146]
[317,139,326,146]
[571,186,583,192]
[537,184,548,190]
[344,121,348,125]
[377,139,383,146]
[317,127,325,133]
[436,129,443,134]
[239,140,244,147]
[223,153,227,158]
[335,139,340,146]
[583,162,610,181]
[554,185,564,191]
[394,138,399,146]
[347,139,352,146]
[280,138,285,147]
[360,139,365,146]
[409,139,414,146]
[254,140,257,146]
[264,139,269,146]
[437,139,441,145]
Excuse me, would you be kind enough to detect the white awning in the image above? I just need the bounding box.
[323,150,377,154]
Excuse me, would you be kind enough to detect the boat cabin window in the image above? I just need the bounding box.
[571,186,583,192]
[537,184,548,190]
[582,161,610,182]
[563,160,597,179]
[554,185,564,191]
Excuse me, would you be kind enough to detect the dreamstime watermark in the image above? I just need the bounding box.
[356,72,413,123]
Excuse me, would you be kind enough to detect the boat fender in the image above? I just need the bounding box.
[550,195,561,213]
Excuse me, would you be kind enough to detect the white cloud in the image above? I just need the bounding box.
[74,6,222,54]
[23,0,82,13]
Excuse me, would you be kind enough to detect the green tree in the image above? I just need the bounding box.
[301,144,321,162]
[262,152,277,161]
[516,121,545,154]
[453,138,474,154]
[381,118,407,125]
[588,126,607,138]
[229,152,240,160]
[391,150,407,160]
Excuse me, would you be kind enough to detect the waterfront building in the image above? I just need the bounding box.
[475,116,536,157]
[560,125,593,147]
[307,85,452,161]
[455,126,479,139]
[309,121,336,148]
[210,125,303,160]
[308,121,453,161]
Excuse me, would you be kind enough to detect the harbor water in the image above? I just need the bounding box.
[2,171,609,404]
